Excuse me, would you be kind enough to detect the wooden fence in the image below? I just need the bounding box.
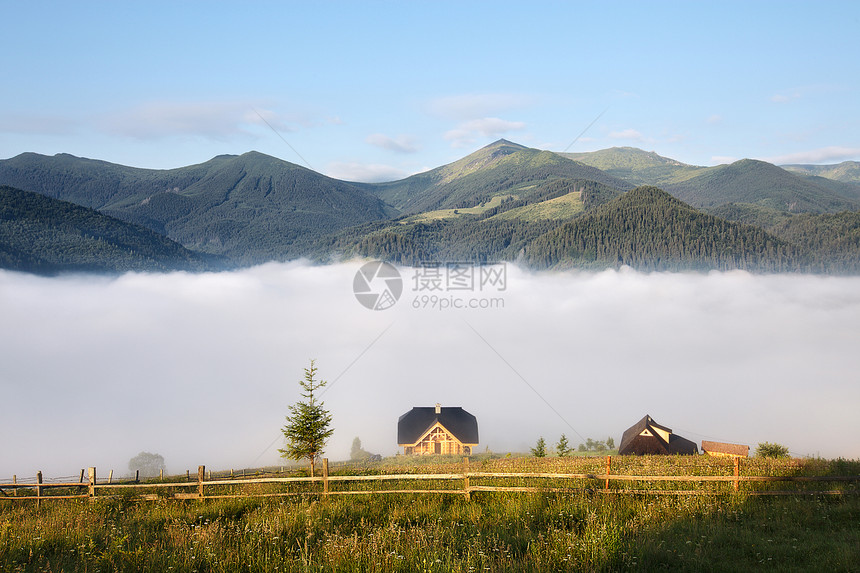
[2,457,858,505]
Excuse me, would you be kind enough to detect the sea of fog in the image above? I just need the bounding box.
[2,262,859,478]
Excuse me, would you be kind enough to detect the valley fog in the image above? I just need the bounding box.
[1,262,859,478]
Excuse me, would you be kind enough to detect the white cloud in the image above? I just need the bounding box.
[366,133,419,154]
[762,146,860,165]
[1,264,859,477]
[706,114,723,124]
[444,117,526,148]
[428,93,533,121]
[101,101,306,139]
[325,161,410,182]
[608,128,645,141]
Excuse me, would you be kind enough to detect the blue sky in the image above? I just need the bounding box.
[2,1,859,181]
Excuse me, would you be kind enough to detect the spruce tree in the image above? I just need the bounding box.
[555,434,570,457]
[279,360,334,476]
[531,436,547,458]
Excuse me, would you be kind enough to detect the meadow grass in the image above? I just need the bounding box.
[2,456,859,572]
[401,195,517,223]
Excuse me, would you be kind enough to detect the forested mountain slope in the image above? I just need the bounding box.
[524,186,802,272]
[0,185,214,274]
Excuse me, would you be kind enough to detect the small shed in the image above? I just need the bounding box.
[397,404,478,455]
[701,440,749,458]
[618,414,698,455]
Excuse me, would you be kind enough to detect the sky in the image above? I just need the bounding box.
[1,1,859,181]
[2,263,860,479]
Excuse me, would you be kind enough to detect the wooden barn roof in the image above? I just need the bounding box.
[619,414,698,455]
[702,440,749,457]
[397,406,479,445]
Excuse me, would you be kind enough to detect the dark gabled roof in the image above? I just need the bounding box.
[397,406,479,445]
[619,414,698,455]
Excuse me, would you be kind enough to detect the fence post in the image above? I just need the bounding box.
[160,469,164,481]
[36,471,42,509]
[135,470,140,483]
[322,459,329,497]
[463,457,471,501]
[198,465,205,499]
[733,457,740,492]
[605,456,611,490]
[79,469,85,484]
[88,467,96,499]
[108,470,113,484]
[186,470,190,481]
[12,475,16,497]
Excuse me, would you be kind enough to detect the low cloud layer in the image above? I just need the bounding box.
[365,133,419,154]
[325,161,412,183]
[2,264,859,479]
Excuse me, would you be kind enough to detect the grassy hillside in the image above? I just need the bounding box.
[561,146,704,186]
[401,194,517,223]
[0,185,214,274]
[783,160,860,184]
[366,139,632,214]
[525,186,802,272]
[490,191,584,221]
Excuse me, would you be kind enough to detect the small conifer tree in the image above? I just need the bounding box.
[279,360,334,476]
[556,434,570,457]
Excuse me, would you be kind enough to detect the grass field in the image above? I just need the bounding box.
[401,195,517,223]
[2,456,859,572]
[489,192,584,221]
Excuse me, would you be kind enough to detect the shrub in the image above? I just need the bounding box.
[755,441,790,458]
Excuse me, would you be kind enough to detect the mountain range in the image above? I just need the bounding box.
[2,140,859,274]
[0,151,396,264]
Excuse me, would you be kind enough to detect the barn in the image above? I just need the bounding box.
[701,440,749,458]
[397,404,478,455]
[618,414,698,455]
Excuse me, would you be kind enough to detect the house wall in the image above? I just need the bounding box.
[403,425,474,455]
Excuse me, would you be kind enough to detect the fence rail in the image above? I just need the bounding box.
[2,457,859,505]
